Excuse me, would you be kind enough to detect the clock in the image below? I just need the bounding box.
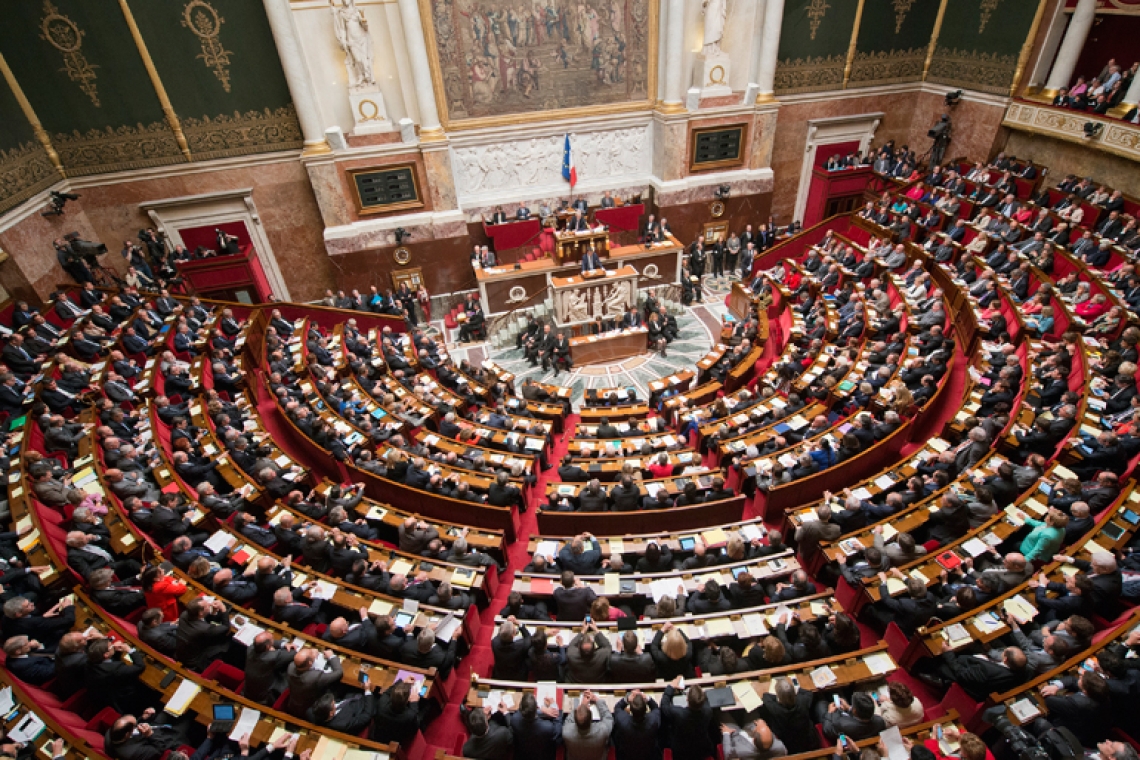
[710,201,726,218]
[393,247,412,265]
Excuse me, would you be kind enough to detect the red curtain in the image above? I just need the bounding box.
[595,203,644,232]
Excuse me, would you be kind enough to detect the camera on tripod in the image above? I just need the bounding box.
[62,232,108,268]
[42,191,80,218]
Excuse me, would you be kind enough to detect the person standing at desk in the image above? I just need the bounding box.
[517,203,532,220]
[489,206,508,224]
[599,191,616,208]
[568,210,590,232]
[571,197,588,213]
[643,214,661,242]
[581,246,603,273]
[689,236,707,280]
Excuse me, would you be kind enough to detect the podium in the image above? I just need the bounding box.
[176,247,272,303]
[803,165,875,227]
[553,228,609,265]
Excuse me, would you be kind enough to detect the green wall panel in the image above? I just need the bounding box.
[0,78,56,214]
[775,0,861,94]
[0,0,183,175]
[125,0,301,161]
[849,0,940,87]
[929,0,1040,95]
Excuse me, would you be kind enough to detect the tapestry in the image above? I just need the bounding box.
[426,0,654,125]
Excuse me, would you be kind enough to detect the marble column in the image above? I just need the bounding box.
[748,0,770,86]
[1120,72,1140,110]
[755,0,786,103]
[1043,0,1097,96]
[397,0,444,140]
[660,0,686,113]
[262,0,329,155]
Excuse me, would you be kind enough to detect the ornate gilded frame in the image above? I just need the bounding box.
[688,123,749,173]
[347,163,425,216]
[417,0,659,131]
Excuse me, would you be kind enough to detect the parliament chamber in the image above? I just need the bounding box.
[2,2,1140,760]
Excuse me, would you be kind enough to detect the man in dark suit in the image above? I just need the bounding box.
[508,692,562,760]
[286,647,343,717]
[462,708,513,760]
[608,632,656,682]
[2,596,75,651]
[492,619,532,680]
[104,713,186,760]
[3,635,54,684]
[84,637,149,714]
[309,691,375,734]
[175,595,233,672]
[557,453,588,482]
[869,574,938,633]
[934,643,1029,699]
[610,691,661,760]
[553,571,596,621]
[545,331,572,376]
[399,627,458,677]
[580,247,603,273]
[243,632,294,705]
[489,206,508,224]
[568,209,590,231]
[757,678,819,754]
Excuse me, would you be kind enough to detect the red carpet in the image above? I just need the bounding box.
[421,414,580,754]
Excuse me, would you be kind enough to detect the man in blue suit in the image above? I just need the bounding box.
[581,247,603,273]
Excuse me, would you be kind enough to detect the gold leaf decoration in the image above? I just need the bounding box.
[40,0,99,107]
[849,47,926,86]
[807,0,831,40]
[182,0,234,92]
[979,0,1001,33]
[928,46,1016,95]
[0,141,59,215]
[180,105,303,160]
[774,54,846,94]
[891,0,916,34]
[51,121,185,175]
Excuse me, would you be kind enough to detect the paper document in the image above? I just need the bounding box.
[165,679,201,717]
[864,652,895,676]
[881,727,909,760]
[731,681,763,711]
[227,707,261,741]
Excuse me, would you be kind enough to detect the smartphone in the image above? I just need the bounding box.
[584,615,592,624]
[839,735,849,747]
[833,695,842,708]
[360,673,369,686]
[935,725,944,741]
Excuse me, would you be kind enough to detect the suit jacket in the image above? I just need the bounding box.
[943,650,1028,699]
[608,651,656,682]
[176,609,232,671]
[286,656,343,715]
[7,654,54,685]
[613,698,663,760]
[492,628,532,680]
[509,711,562,760]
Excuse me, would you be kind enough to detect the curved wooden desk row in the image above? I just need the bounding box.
[526,515,768,557]
[911,482,1140,665]
[512,550,798,603]
[991,608,1140,726]
[534,494,748,535]
[492,591,839,645]
[466,642,896,712]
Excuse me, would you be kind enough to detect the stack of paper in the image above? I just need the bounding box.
[164,679,201,717]
[864,652,895,676]
[810,665,838,688]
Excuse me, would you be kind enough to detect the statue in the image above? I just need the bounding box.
[701,0,728,56]
[566,289,590,323]
[330,0,375,91]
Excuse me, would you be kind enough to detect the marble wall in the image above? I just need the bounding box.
[767,87,1011,223]
[0,203,102,302]
[0,157,336,302]
[1003,131,1140,199]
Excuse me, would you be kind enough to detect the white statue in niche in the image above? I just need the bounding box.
[701,0,728,56]
[331,0,376,91]
[603,281,631,317]
[566,289,590,323]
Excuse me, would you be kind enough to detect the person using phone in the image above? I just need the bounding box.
[820,692,886,742]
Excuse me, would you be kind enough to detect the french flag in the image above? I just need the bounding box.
[561,134,577,188]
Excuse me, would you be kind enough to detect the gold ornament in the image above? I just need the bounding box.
[710,201,725,218]
[979,0,1001,33]
[891,0,915,34]
[807,0,831,41]
[394,247,412,265]
[40,0,99,107]
[182,0,233,92]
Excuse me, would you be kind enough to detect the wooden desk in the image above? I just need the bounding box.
[570,327,648,364]
[554,228,609,264]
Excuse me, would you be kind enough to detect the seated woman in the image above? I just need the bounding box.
[1024,306,1055,337]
